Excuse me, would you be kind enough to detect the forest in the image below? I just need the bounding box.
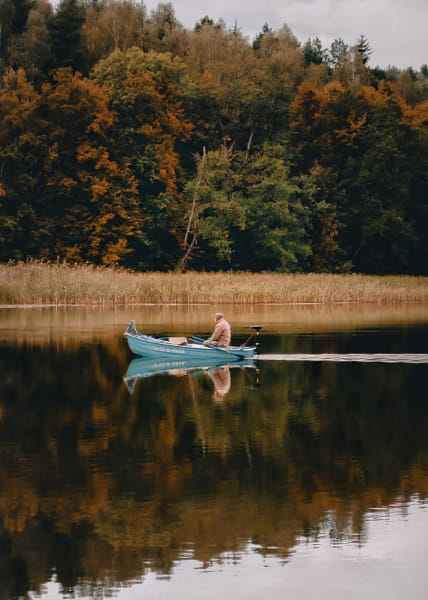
[0,0,427,274]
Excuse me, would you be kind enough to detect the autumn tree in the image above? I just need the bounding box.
[0,67,142,264]
[41,68,143,263]
[182,20,259,152]
[254,24,305,141]
[0,67,40,259]
[7,0,53,84]
[290,80,426,273]
[181,21,304,158]
[91,47,193,269]
[145,1,185,54]
[81,0,147,71]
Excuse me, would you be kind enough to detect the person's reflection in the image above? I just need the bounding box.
[209,366,231,402]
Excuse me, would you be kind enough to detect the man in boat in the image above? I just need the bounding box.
[205,312,231,347]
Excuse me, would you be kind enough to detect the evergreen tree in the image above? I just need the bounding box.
[303,37,327,66]
[252,22,271,52]
[356,34,372,65]
[48,0,85,72]
[329,37,348,69]
[11,0,34,33]
[0,0,15,58]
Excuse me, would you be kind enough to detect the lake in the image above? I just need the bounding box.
[0,304,427,599]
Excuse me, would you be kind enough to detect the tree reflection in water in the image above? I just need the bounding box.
[0,332,427,597]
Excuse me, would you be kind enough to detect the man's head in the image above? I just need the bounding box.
[213,312,224,322]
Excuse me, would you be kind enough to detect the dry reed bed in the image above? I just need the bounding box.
[1,262,427,305]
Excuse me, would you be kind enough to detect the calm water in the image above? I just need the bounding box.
[0,305,427,600]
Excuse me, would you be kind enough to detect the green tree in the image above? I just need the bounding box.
[356,34,372,65]
[303,37,327,67]
[181,144,313,271]
[329,37,348,69]
[252,22,271,53]
[236,144,313,271]
[180,147,246,269]
[48,0,85,72]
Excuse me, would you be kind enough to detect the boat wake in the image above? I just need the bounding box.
[256,353,428,364]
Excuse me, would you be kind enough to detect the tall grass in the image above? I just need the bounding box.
[1,261,427,305]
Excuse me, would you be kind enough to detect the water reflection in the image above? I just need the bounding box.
[1,302,428,344]
[124,356,257,398]
[0,307,427,598]
[210,366,231,402]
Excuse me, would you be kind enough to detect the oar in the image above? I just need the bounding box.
[189,336,246,359]
[191,328,262,347]
[189,336,206,344]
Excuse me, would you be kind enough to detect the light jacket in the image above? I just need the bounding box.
[210,317,231,346]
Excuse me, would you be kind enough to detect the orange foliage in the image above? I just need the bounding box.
[358,81,408,113]
[29,67,142,265]
[405,99,428,131]
[290,79,417,171]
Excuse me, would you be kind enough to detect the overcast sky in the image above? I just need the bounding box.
[142,0,427,70]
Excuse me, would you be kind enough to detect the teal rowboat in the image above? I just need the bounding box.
[124,321,260,361]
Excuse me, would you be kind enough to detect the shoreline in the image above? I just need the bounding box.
[1,263,428,305]
[1,299,428,308]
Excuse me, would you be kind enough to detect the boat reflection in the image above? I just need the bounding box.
[124,356,257,395]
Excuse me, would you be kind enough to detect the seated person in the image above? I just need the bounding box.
[205,312,231,347]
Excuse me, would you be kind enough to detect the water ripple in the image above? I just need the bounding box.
[257,353,428,364]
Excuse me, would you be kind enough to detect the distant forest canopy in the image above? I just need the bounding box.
[0,0,427,274]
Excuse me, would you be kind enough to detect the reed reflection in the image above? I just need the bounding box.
[0,335,427,598]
